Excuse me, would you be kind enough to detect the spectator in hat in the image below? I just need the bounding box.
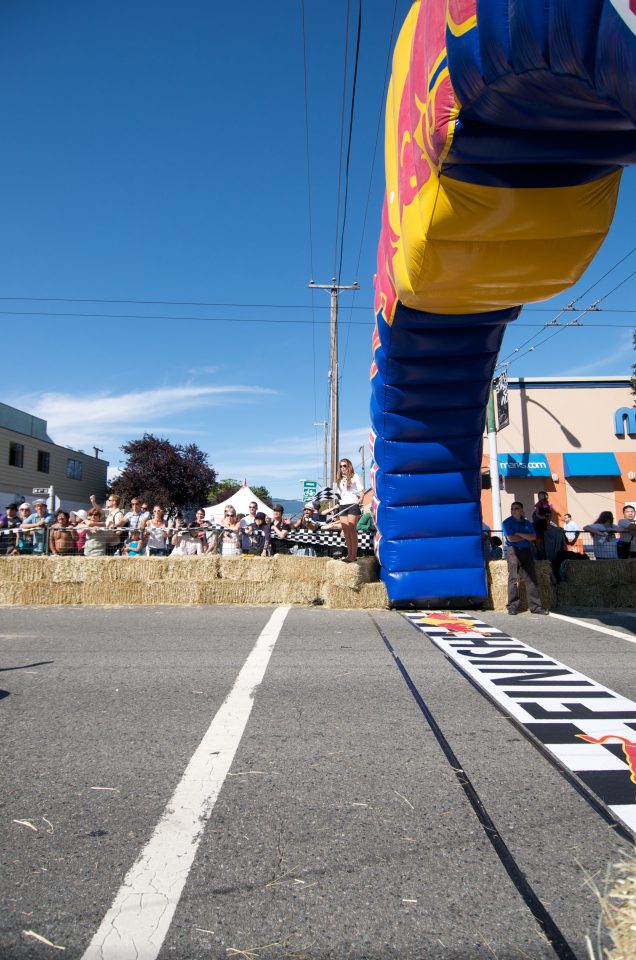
[70,509,89,554]
[15,503,34,554]
[270,504,292,555]
[291,503,320,556]
[0,503,21,555]
[20,499,54,555]
[245,512,271,556]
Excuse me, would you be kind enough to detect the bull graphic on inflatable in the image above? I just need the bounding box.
[371,0,636,606]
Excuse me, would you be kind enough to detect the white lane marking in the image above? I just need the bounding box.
[548,611,636,644]
[81,606,291,960]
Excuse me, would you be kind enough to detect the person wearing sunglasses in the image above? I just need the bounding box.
[502,502,547,615]
[220,508,241,556]
[337,457,364,563]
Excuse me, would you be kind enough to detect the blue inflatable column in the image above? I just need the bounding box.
[370,303,520,605]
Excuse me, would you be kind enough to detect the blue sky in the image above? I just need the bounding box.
[1,0,635,499]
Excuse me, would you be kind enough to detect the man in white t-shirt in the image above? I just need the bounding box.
[562,513,579,547]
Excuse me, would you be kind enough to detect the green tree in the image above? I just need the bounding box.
[110,434,217,513]
[208,479,273,507]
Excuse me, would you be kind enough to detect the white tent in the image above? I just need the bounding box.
[203,483,274,522]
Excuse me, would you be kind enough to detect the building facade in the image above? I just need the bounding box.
[481,377,636,530]
[0,403,108,512]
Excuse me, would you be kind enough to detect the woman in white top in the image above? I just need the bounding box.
[583,511,620,559]
[145,506,170,556]
[337,457,364,562]
[219,506,241,556]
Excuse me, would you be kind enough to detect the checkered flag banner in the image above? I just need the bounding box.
[311,486,340,509]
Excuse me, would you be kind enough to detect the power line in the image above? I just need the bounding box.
[337,0,362,288]
[300,0,319,423]
[1,294,636,314]
[342,0,398,382]
[333,0,352,279]
[497,267,636,371]
[497,245,636,366]
[0,307,633,328]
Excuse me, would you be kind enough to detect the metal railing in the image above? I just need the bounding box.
[0,524,624,560]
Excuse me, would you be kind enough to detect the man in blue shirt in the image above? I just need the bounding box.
[502,501,548,616]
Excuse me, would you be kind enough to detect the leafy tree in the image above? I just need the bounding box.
[208,479,273,507]
[208,478,241,505]
[252,485,273,507]
[110,434,217,513]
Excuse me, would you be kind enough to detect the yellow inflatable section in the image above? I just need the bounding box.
[382,0,622,317]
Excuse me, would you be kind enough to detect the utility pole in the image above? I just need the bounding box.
[358,444,366,489]
[314,420,328,488]
[309,277,359,484]
[486,388,503,534]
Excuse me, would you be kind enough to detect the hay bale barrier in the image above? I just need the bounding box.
[0,555,634,609]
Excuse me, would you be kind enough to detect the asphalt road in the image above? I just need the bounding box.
[1,605,635,960]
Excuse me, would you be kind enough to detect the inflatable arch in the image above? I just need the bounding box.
[371,0,636,606]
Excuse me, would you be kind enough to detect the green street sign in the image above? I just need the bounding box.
[302,481,319,502]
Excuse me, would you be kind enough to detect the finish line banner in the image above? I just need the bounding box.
[402,611,636,837]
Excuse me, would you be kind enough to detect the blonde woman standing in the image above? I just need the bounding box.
[337,457,364,562]
[220,506,241,556]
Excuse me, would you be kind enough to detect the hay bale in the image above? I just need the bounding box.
[0,557,48,583]
[323,582,389,609]
[485,559,554,612]
[563,558,630,586]
[556,583,607,608]
[161,556,220,582]
[488,560,508,611]
[271,554,330,579]
[598,855,636,960]
[103,557,166,583]
[325,556,379,586]
[197,580,323,605]
[218,555,277,582]
[0,581,80,605]
[81,580,200,605]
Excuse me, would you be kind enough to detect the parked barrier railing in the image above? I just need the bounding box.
[0,523,626,560]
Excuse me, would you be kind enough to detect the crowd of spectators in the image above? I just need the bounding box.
[484,490,636,574]
[0,494,377,560]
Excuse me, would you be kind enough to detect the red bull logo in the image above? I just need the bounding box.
[447,0,477,36]
[374,196,399,325]
[576,734,636,784]
[416,613,485,635]
[394,2,456,219]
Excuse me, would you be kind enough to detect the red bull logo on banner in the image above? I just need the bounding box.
[577,734,636,785]
[403,611,636,837]
[415,613,486,635]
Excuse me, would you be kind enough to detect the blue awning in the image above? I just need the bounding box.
[497,453,550,478]
[563,452,621,478]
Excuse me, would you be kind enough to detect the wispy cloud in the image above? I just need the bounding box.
[12,384,277,452]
